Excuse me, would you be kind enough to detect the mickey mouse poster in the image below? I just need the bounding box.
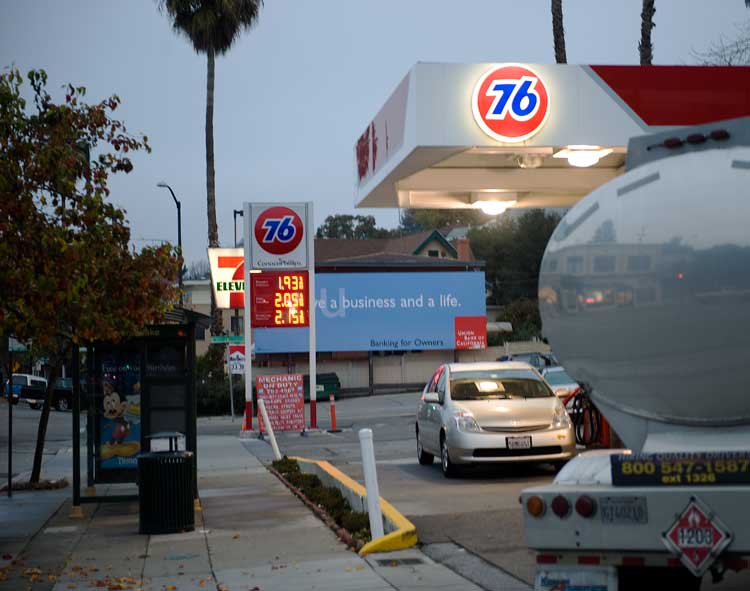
[99,369,141,469]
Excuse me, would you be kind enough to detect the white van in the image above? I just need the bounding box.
[6,373,48,409]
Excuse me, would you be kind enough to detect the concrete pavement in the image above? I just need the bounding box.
[1,431,490,591]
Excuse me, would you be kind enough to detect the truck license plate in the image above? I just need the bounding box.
[600,496,648,524]
[507,436,532,449]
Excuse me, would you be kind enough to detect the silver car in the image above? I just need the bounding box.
[541,366,580,401]
[415,362,576,477]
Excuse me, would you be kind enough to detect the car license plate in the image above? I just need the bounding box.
[600,496,648,524]
[507,436,531,449]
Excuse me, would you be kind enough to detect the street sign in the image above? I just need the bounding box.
[228,345,245,375]
[256,374,305,432]
[662,496,731,577]
[210,335,245,344]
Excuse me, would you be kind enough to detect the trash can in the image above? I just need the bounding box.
[138,433,194,535]
[302,373,341,402]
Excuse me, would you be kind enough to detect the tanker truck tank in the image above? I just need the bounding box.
[538,117,750,454]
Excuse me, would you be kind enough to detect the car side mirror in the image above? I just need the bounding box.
[423,392,440,404]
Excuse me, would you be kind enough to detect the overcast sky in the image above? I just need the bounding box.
[2,1,748,264]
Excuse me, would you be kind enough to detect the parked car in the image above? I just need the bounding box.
[496,351,559,372]
[3,374,83,411]
[4,373,47,409]
[541,366,580,401]
[415,362,576,477]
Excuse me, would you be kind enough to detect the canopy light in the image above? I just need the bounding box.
[553,145,613,168]
[474,199,517,216]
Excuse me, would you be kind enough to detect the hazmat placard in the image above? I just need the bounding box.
[256,374,305,432]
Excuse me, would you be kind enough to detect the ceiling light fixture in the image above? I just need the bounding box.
[474,199,517,216]
[553,145,613,168]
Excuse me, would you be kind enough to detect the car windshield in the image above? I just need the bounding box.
[450,369,553,400]
[544,370,574,386]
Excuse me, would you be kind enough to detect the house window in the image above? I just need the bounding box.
[593,255,616,273]
[427,250,439,257]
[567,256,584,274]
[627,255,651,272]
[196,327,206,341]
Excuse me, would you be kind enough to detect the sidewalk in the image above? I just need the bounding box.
[1,434,485,591]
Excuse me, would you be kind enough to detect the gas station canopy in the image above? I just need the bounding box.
[354,64,750,213]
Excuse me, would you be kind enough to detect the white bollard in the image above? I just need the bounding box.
[358,428,385,539]
[258,399,282,461]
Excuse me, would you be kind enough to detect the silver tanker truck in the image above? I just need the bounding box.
[522,117,750,591]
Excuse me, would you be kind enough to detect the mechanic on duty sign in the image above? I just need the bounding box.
[256,374,305,432]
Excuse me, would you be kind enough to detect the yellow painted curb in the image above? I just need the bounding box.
[293,457,418,555]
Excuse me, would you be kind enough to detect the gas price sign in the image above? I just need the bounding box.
[251,271,309,328]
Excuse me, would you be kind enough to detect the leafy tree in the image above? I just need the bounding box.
[639,0,656,65]
[399,208,489,233]
[551,0,567,63]
[469,210,561,306]
[185,259,211,279]
[316,214,393,239]
[0,69,181,483]
[692,19,750,65]
[158,0,263,337]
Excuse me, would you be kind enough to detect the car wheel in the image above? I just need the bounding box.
[55,397,70,412]
[416,426,434,465]
[440,432,459,478]
[30,402,42,410]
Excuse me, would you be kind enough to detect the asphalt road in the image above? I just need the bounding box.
[246,392,551,587]
[0,399,79,480]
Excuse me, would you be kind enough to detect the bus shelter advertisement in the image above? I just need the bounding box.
[254,272,486,353]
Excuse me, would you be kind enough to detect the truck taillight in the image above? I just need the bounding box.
[575,495,597,518]
[526,496,546,518]
[551,495,571,518]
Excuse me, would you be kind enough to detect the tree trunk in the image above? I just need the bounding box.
[551,0,567,64]
[206,47,224,338]
[639,0,656,65]
[30,353,63,483]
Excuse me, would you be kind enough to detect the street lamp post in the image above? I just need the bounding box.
[233,209,243,248]
[157,182,183,305]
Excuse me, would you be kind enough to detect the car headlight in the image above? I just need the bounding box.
[453,412,481,433]
[553,403,572,429]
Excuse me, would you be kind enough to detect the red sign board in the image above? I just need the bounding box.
[251,271,309,328]
[663,497,731,577]
[454,316,487,350]
[256,374,305,432]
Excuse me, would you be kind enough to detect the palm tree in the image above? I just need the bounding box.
[159,0,263,336]
[551,0,567,63]
[639,0,656,64]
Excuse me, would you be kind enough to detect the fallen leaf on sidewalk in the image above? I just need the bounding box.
[344,566,352,572]
[48,574,58,581]
[355,565,365,571]
[66,584,77,590]
[198,581,206,588]
[165,585,177,591]
[232,534,240,540]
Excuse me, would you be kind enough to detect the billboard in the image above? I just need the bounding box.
[254,272,486,353]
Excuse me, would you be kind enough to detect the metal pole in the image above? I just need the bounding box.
[358,428,384,539]
[71,346,83,518]
[177,200,183,305]
[7,348,12,498]
[258,399,282,461]
[307,202,317,429]
[157,182,183,305]
[227,345,235,421]
[243,203,254,431]
[368,351,374,396]
[86,345,94,489]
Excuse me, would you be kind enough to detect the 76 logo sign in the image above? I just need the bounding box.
[253,206,304,256]
[472,64,550,143]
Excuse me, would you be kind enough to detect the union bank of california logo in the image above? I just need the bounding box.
[471,64,550,143]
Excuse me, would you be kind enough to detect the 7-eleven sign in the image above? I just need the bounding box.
[663,497,732,577]
[208,248,245,309]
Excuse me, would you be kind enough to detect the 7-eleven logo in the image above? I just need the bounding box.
[208,248,245,310]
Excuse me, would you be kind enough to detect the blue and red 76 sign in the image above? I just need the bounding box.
[472,64,550,143]
[253,206,304,255]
